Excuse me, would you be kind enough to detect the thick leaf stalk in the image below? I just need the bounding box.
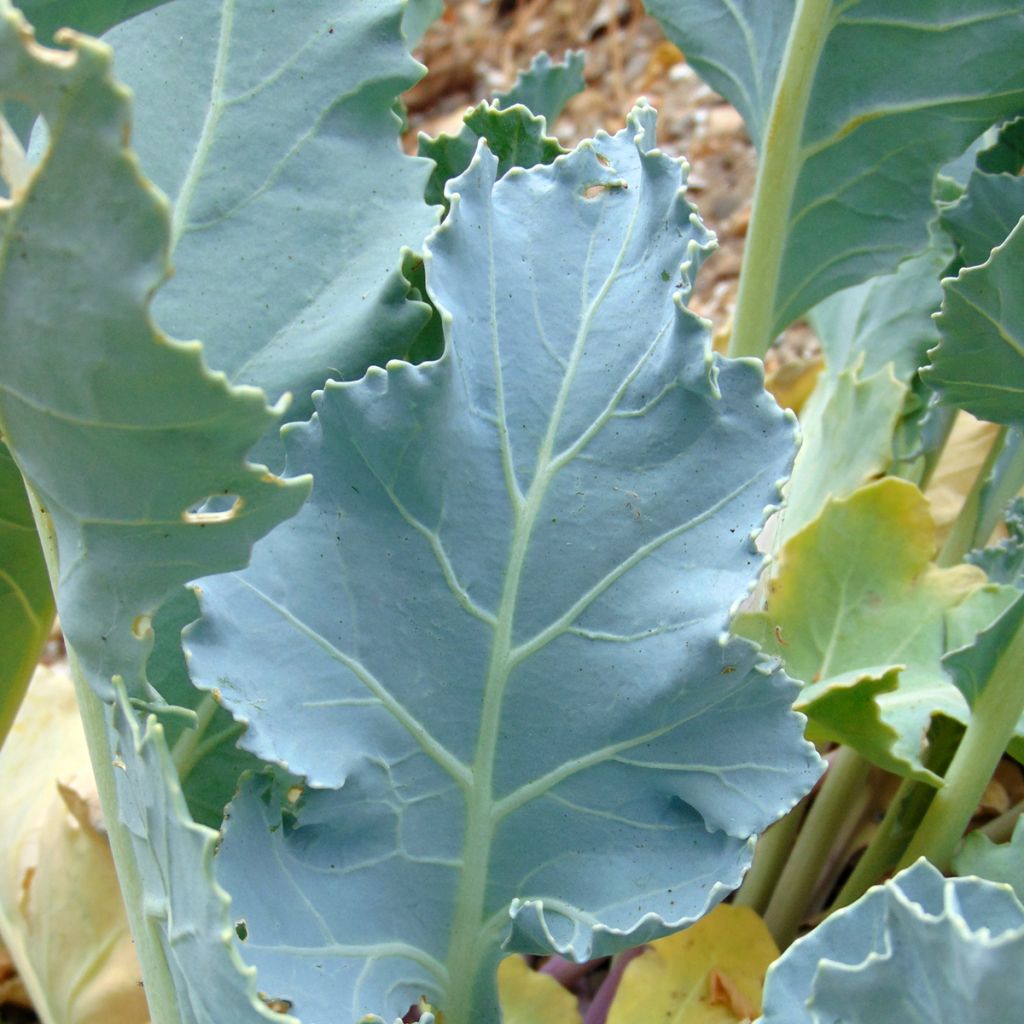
[728,0,831,359]
[900,596,1024,870]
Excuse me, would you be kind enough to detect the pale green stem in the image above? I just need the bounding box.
[732,798,807,914]
[170,691,220,782]
[25,486,181,1024]
[762,747,871,947]
[832,720,961,910]
[899,615,1024,871]
[727,0,833,359]
[937,426,1007,568]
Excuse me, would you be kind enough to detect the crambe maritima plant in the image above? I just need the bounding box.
[0,1,1023,1022]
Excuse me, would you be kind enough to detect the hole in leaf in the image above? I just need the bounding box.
[581,181,627,200]
[131,613,153,639]
[181,494,244,525]
[258,992,293,1014]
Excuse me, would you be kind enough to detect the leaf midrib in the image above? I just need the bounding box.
[440,178,644,1022]
[169,0,235,252]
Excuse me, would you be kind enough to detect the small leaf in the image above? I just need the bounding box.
[494,50,587,126]
[953,817,1024,903]
[925,215,1024,428]
[941,117,1024,270]
[497,957,582,1024]
[419,101,566,210]
[967,495,1024,586]
[607,904,778,1024]
[760,860,1024,1024]
[942,589,1024,710]
[735,479,998,780]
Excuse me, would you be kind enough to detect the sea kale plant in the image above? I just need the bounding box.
[1,1,1023,1022]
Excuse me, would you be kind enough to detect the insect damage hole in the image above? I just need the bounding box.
[131,613,153,639]
[582,180,628,199]
[182,494,244,525]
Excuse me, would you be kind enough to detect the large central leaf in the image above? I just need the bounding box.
[188,109,822,1023]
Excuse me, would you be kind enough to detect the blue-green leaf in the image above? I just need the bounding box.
[12,0,168,42]
[494,50,586,125]
[0,8,307,1021]
[942,589,1024,709]
[760,859,1024,1024]
[110,687,297,1024]
[967,495,1024,586]
[402,0,442,47]
[953,818,1024,904]
[188,107,822,1024]
[103,0,439,442]
[643,0,1024,338]
[925,215,1024,428]
[941,117,1024,270]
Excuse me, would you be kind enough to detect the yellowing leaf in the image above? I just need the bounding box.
[0,664,148,1024]
[607,905,778,1024]
[734,479,1005,781]
[924,412,1002,541]
[497,956,582,1024]
[765,356,824,414]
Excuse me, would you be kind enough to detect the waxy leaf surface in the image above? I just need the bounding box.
[926,215,1024,428]
[189,109,821,1024]
[104,0,439,438]
[643,0,1024,334]
[0,9,306,1021]
[759,860,1024,1024]
[953,817,1024,904]
[494,50,586,125]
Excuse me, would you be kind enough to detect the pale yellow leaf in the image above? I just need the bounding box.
[606,905,778,1024]
[0,664,149,1024]
[925,412,1001,541]
[497,955,583,1024]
